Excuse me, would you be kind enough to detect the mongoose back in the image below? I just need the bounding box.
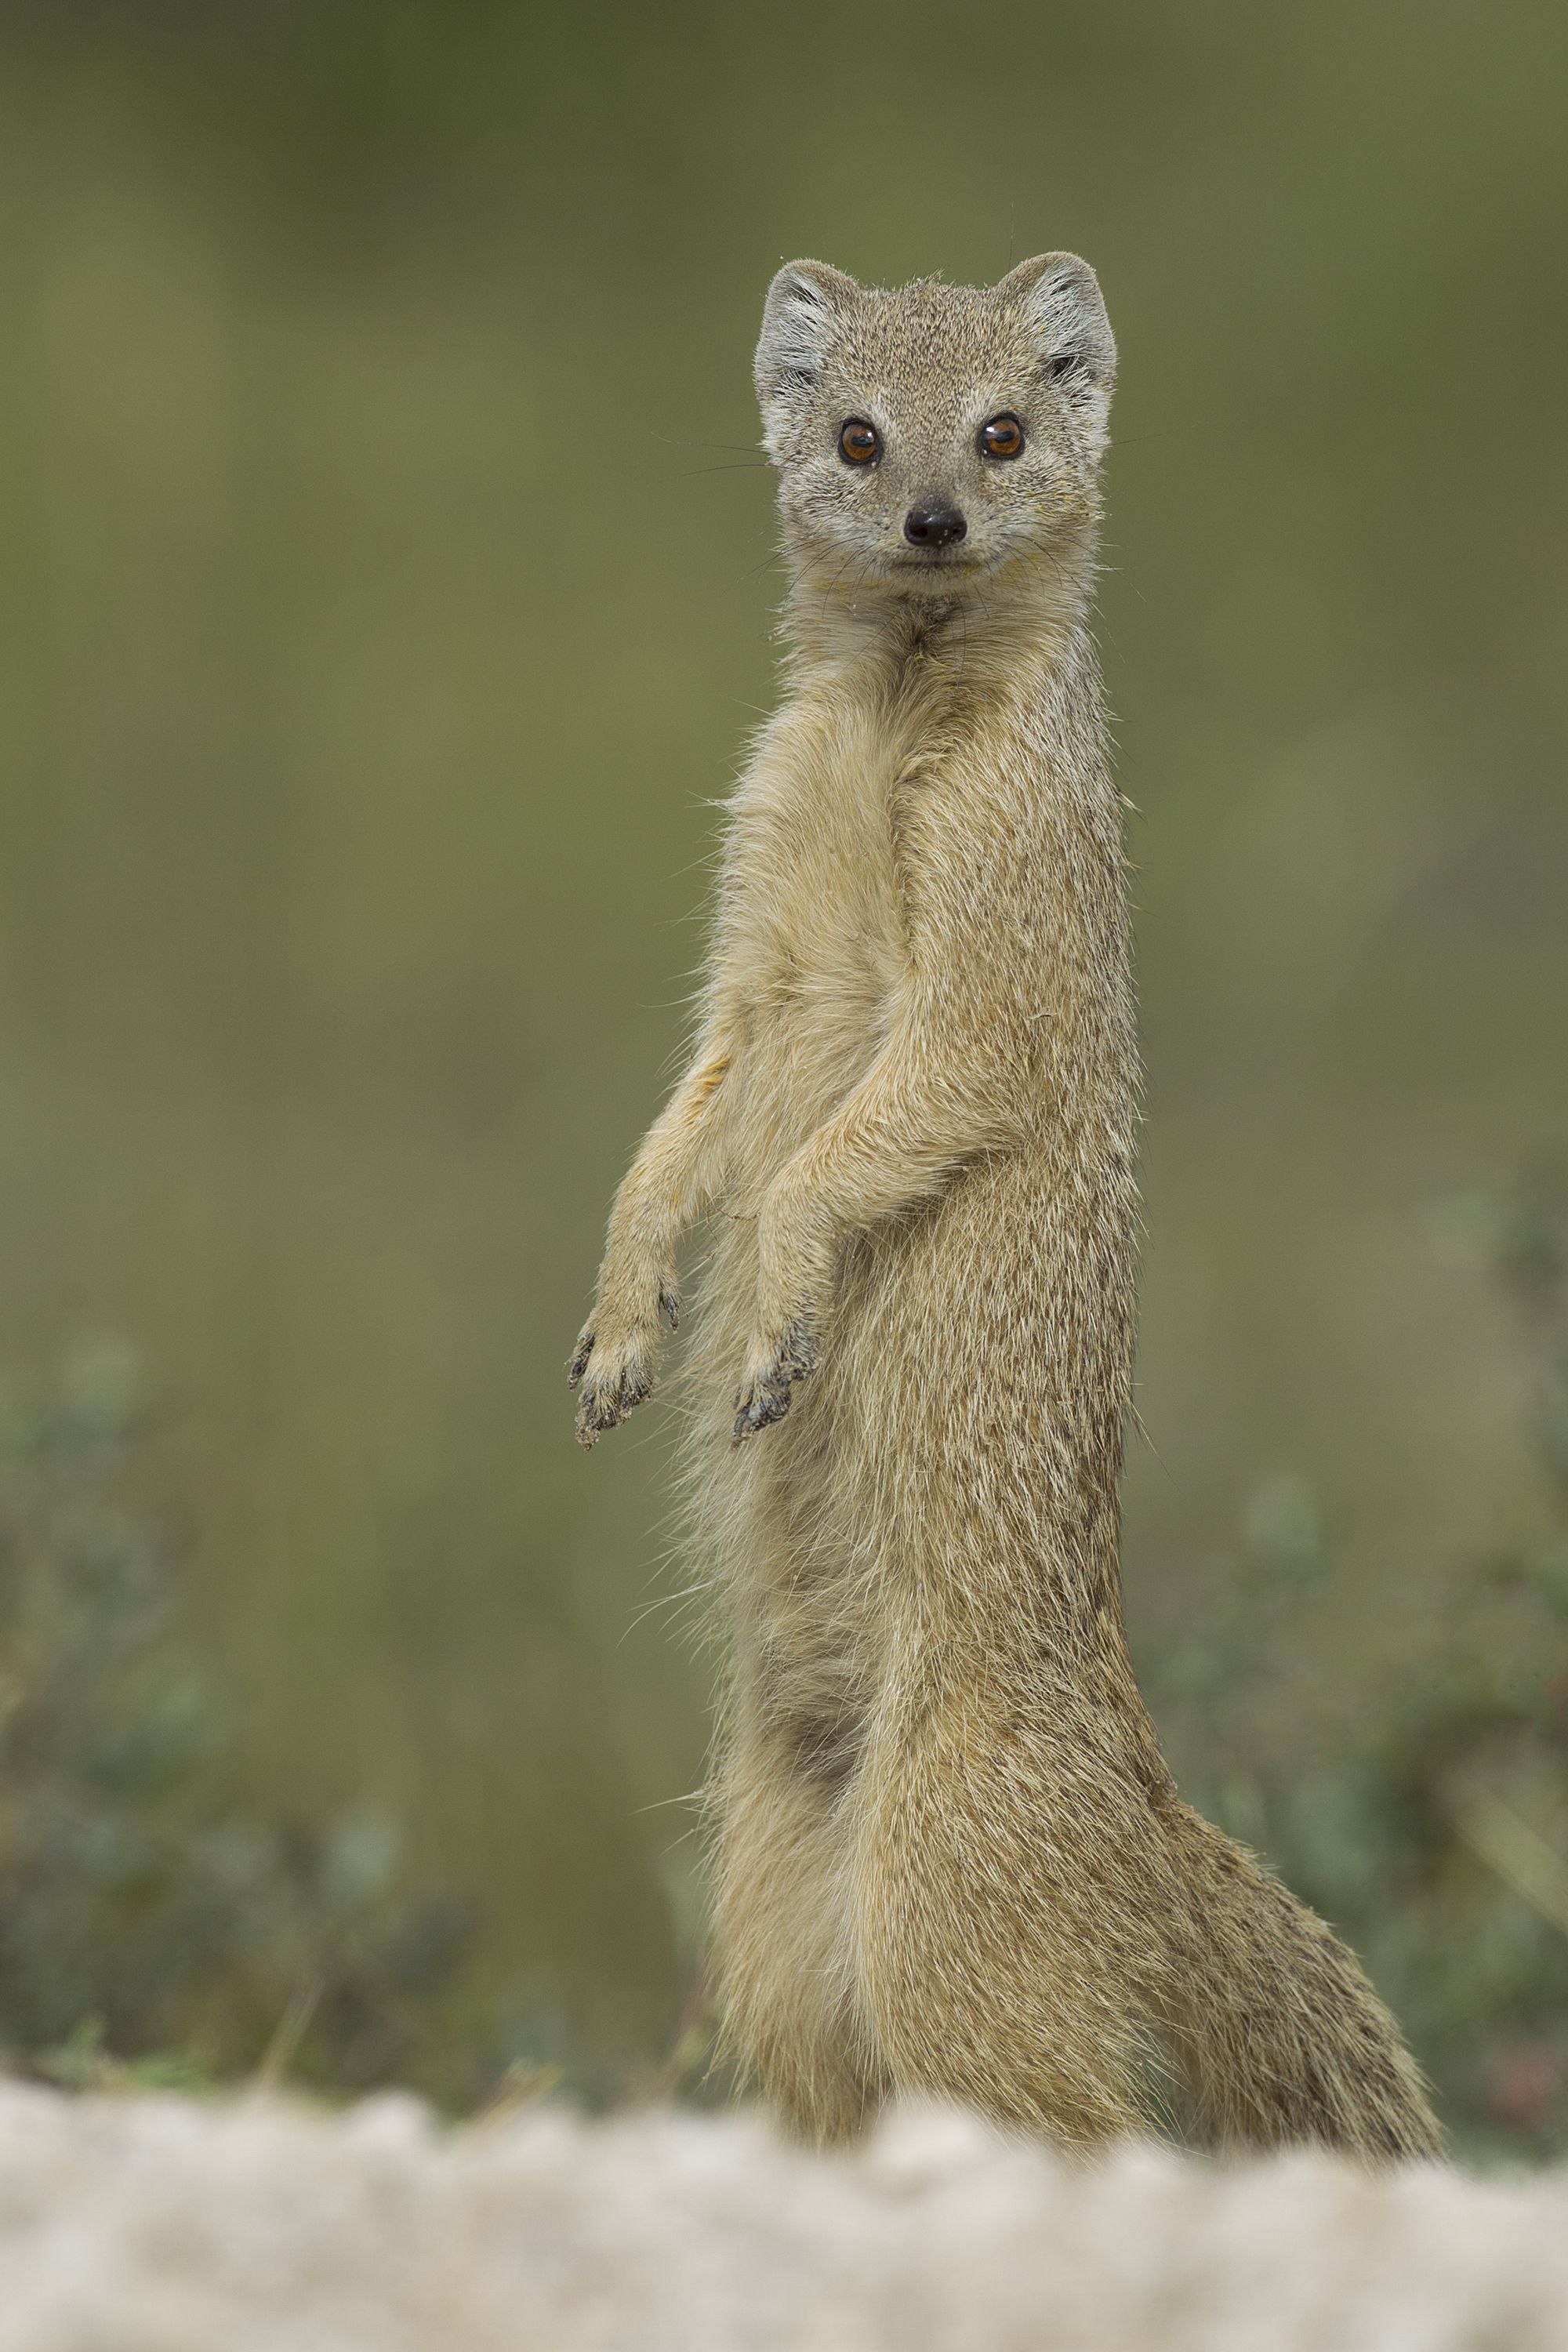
[570,254,1442,2160]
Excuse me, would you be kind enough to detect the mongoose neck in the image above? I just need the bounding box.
[779,581,1101,720]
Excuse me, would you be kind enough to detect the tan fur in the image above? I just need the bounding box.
[571,257,1442,2161]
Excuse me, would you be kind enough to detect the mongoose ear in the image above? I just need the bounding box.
[754,260,859,444]
[996,252,1116,447]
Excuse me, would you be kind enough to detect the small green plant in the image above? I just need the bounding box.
[1148,1177,1568,2162]
[0,1338,468,2098]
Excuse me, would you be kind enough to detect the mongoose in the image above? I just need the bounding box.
[569,254,1442,2161]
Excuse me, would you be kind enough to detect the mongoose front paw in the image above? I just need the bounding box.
[570,1331,654,1447]
[731,1318,818,1446]
[569,1290,677,1449]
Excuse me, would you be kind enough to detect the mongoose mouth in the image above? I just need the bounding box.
[888,550,987,583]
[887,549,987,578]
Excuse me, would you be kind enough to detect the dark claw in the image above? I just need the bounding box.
[731,1377,793,1446]
[659,1289,681,1332]
[575,1358,653,1449]
[576,1388,618,1448]
[730,1318,818,1446]
[567,1331,595,1388]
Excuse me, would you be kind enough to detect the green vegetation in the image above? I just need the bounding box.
[2,1182,1563,2151]
[1149,1180,1568,2160]
[0,1339,470,2103]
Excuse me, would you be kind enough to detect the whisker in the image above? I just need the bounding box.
[650,432,765,456]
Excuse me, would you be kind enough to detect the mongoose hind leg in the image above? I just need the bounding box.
[851,1685,1162,2154]
[713,1719,886,2146]
[1152,1797,1443,2161]
[706,1369,888,2144]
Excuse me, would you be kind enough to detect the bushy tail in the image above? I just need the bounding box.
[1152,1795,1443,2161]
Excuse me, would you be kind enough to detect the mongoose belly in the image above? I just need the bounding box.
[686,1132,1139,1762]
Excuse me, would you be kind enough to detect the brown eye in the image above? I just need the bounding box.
[838,418,881,465]
[978,412,1025,460]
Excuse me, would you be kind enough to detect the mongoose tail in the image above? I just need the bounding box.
[1152,1798,1443,2159]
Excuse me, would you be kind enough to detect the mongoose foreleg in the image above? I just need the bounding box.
[733,944,1024,1442]
[572,1043,731,1445]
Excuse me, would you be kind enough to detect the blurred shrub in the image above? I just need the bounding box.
[3,1192,1565,2154]
[1149,1177,1568,2163]
[0,1339,468,2098]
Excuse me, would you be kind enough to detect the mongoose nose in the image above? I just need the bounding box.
[903,505,967,548]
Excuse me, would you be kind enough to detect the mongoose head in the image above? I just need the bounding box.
[754,255,1114,605]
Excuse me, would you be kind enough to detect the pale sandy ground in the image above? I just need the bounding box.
[0,2087,1564,2350]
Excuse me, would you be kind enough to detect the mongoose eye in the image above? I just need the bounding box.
[838,419,881,465]
[978,412,1025,461]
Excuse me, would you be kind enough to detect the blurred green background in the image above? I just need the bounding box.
[0,2,1564,2151]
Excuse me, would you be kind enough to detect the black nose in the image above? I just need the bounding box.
[903,504,967,548]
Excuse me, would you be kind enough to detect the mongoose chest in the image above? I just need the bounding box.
[724,688,916,1155]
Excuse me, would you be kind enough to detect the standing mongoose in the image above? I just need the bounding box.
[569,255,1442,2160]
